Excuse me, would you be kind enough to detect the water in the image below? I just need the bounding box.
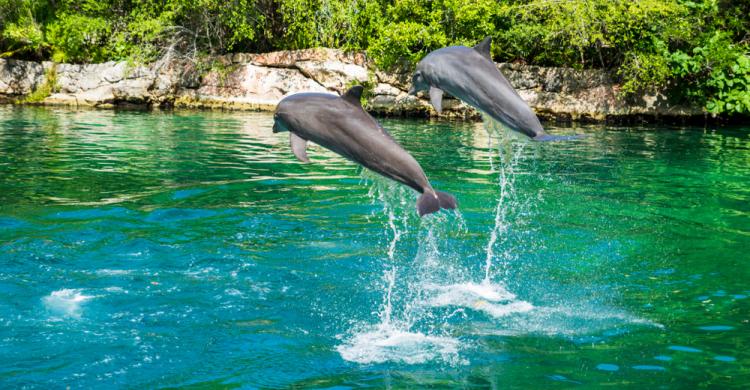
[0,106,748,388]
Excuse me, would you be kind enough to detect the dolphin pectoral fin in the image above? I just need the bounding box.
[290,133,310,163]
[473,36,493,61]
[342,85,364,106]
[429,87,444,114]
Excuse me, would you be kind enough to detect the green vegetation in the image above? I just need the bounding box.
[21,65,57,103]
[0,0,748,114]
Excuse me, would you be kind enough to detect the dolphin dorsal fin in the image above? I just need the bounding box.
[473,36,492,61]
[342,85,364,106]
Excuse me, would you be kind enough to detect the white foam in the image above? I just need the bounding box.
[425,282,534,318]
[96,269,132,276]
[471,305,662,338]
[43,289,95,318]
[337,325,465,365]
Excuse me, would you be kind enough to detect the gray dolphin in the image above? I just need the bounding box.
[273,85,457,216]
[409,36,579,141]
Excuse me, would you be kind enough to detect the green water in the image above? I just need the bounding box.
[0,105,748,388]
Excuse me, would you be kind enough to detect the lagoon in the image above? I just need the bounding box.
[0,106,748,387]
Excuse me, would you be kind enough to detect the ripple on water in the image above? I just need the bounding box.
[698,325,734,331]
[714,356,736,362]
[596,364,619,372]
[668,346,702,353]
[144,208,219,223]
[632,365,666,371]
[172,188,207,200]
[0,216,28,229]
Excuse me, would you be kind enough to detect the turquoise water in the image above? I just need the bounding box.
[1,106,749,388]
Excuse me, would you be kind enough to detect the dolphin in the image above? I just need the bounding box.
[272,85,457,217]
[409,36,579,141]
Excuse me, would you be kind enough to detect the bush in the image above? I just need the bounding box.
[368,21,446,69]
[0,0,748,115]
[46,14,111,63]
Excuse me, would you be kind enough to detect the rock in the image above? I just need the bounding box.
[0,49,705,121]
[294,60,370,93]
[112,77,154,103]
[249,48,367,68]
[182,63,328,109]
[375,68,411,92]
[372,83,401,97]
[0,59,45,95]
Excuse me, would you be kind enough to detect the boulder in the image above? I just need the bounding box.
[295,60,369,94]
[0,59,45,95]
[249,48,367,68]
[0,49,705,121]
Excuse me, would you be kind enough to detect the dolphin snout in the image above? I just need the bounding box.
[272,114,289,133]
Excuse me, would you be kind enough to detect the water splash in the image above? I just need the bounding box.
[43,288,96,319]
[482,117,529,282]
[338,171,465,365]
[339,134,652,366]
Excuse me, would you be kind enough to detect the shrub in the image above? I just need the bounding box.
[46,14,111,63]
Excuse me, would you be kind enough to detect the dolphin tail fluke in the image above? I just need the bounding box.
[533,134,586,142]
[417,190,458,217]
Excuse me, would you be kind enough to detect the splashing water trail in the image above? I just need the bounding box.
[482,117,529,282]
[338,125,654,366]
[338,171,465,365]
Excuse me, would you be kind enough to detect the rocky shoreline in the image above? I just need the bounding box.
[0,48,705,123]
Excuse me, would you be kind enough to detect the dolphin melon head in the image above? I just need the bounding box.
[408,69,430,96]
[272,113,291,133]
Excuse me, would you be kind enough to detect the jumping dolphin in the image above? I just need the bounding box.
[272,85,457,216]
[409,36,578,141]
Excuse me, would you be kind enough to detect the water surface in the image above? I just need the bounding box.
[1,106,749,388]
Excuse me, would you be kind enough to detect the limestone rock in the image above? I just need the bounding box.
[0,59,45,95]
[249,48,367,68]
[295,60,370,94]
[184,64,328,109]
[0,49,704,121]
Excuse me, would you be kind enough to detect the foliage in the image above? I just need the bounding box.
[46,14,112,63]
[21,65,57,103]
[0,0,748,115]
[669,32,750,114]
[276,0,385,51]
